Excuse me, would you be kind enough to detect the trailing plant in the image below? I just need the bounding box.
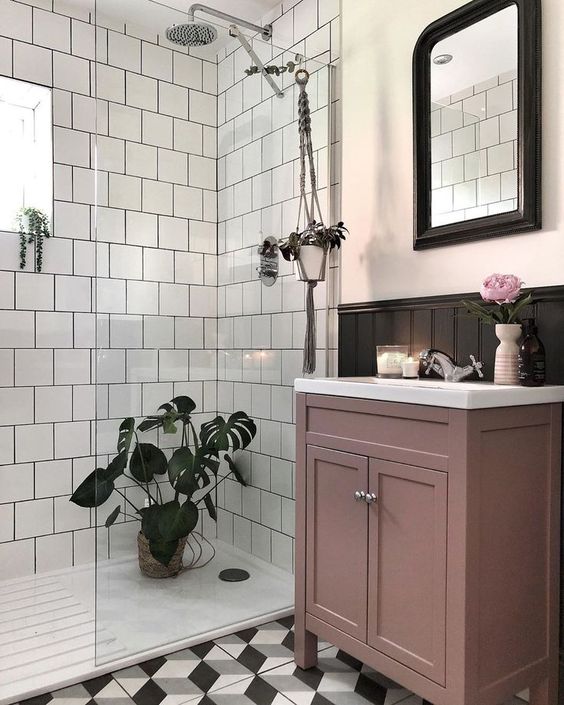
[245,60,297,77]
[16,207,51,272]
[461,273,533,325]
[70,396,257,568]
[279,221,348,262]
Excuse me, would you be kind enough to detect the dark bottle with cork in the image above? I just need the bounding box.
[518,319,546,387]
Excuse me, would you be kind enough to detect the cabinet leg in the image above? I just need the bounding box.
[294,626,318,669]
[529,675,556,705]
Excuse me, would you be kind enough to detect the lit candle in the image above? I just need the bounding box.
[402,357,420,379]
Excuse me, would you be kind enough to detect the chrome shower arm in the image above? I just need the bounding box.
[188,4,273,40]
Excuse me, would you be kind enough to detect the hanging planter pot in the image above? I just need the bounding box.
[278,69,349,375]
[296,244,327,282]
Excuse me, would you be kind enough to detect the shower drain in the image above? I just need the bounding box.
[218,568,250,582]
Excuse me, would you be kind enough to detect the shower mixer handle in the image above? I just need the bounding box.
[257,237,279,287]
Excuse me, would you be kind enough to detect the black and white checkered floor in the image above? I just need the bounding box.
[19,617,527,705]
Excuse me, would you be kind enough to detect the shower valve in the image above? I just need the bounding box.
[257,237,279,287]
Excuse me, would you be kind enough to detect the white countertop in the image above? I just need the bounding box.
[295,377,564,410]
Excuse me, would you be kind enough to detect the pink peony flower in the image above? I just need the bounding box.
[480,273,523,304]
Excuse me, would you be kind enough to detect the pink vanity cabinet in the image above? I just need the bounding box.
[294,388,562,705]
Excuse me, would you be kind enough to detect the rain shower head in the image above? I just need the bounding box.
[166,21,218,47]
[170,4,273,43]
[166,4,279,96]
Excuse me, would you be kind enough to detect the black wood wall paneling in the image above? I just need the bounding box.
[338,286,562,384]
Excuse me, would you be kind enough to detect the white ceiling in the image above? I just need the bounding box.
[431,5,518,101]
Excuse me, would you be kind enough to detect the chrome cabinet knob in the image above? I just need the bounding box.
[365,493,377,505]
[354,491,366,502]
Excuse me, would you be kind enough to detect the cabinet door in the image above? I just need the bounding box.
[368,460,447,685]
[306,446,369,641]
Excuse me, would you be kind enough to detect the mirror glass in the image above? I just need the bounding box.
[430,5,518,227]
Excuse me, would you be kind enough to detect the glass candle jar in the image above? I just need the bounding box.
[376,346,409,378]
[402,357,420,379]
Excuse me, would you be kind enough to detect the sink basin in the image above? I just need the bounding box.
[294,377,564,410]
[351,377,520,391]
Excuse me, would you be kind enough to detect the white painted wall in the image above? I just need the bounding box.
[341,0,564,303]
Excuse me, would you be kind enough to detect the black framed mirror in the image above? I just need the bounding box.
[413,0,541,249]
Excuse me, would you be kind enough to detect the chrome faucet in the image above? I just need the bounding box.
[419,349,484,383]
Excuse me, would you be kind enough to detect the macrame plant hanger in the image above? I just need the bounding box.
[295,69,326,375]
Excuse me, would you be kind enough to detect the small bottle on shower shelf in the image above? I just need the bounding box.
[518,318,546,387]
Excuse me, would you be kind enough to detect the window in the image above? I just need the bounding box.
[0,77,52,232]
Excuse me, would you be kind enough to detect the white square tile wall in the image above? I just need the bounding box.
[214,0,341,573]
[431,71,518,224]
[0,0,218,578]
[0,0,340,579]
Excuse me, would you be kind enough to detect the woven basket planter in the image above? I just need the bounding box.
[137,532,188,579]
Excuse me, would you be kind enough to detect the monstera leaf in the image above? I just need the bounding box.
[107,451,128,480]
[200,412,256,452]
[158,500,199,542]
[171,396,197,415]
[137,396,197,434]
[138,410,177,434]
[195,454,245,522]
[105,505,121,528]
[130,443,167,483]
[117,417,135,455]
[70,468,113,508]
[194,448,220,478]
[161,412,179,435]
[203,493,217,521]
[224,453,248,487]
[168,447,220,497]
[168,447,193,483]
[137,416,163,433]
[140,503,161,541]
[168,447,198,496]
[70,452,127,508]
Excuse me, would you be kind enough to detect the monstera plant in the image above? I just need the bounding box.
[70,397,256,578]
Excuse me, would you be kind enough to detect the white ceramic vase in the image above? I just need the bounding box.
[494,323,522,385]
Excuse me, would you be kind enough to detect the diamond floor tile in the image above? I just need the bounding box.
[181,675,296,705]
[19,618,529,705]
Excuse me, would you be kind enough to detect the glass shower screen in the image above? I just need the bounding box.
[93,0,331,666]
